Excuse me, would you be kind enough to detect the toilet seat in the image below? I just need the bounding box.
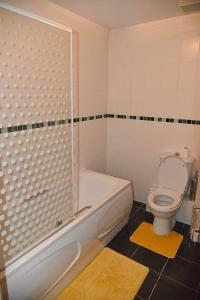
[148,188,182,212]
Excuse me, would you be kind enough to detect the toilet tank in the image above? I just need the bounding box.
[181,156,195,177]
[180,155,195,192]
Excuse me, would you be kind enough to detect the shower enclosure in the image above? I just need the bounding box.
[0,2,77,281]
[0,5,134,300]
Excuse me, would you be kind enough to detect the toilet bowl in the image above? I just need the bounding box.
[148,187,182,235]
[147,153,194,236]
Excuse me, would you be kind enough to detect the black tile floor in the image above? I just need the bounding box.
[107,200,200,300]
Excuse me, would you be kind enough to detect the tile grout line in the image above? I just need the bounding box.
[176,222,200,266]
[130,245,140,258]
[136,295,145,300]
[128,205,143,225]
[195,282,200,298]
[147,258,169,300]
[176,254,200,266]
[162,274,199,292]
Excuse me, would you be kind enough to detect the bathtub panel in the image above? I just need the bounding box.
[45,207,131,300]
[6,210,98,300]
[5,170,133,300]
[97,186,132,239]
[7,242,81,300]
[46,184,132,299]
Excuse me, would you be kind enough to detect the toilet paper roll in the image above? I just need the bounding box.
[183,147,189,158]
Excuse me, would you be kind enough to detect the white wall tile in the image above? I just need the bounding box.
[179,61,198,92]
[79,119,107,172]
[107,119,200,203]
[180,32,200,62]
[107,12,200,211]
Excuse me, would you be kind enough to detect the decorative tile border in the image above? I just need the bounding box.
[73,114,103,123]
[1,113,199,134]
[104,114,200,125]
[0,119,67,134]
[0,115,104,135]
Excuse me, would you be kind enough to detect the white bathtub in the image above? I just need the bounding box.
[5,170,133,300]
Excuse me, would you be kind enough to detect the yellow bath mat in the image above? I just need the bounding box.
[56,247,149,300]
[130,222,183,258]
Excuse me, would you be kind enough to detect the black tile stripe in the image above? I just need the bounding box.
[105,114,200,125]
[95,115,103,119]
[1,114,199,135]
[0,115,104,135]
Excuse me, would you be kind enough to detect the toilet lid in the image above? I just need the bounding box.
[158,156,188,193]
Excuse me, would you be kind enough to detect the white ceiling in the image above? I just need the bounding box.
[51,0,199,29]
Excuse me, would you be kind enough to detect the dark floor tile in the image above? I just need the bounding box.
[196,285,200,299]
[128,209,154,235]
[137,270,159,299]
[132,246,167,273]
[134,296,145,300]
[183,224,191,237]
[150,276,199,300]
[120,223,132,236]
[177,236,200,264]
[107,230,138,258]
[122,209,153,239]
[129,203,141,221]
[181,224,191,241]
[163,256,200,290]
[174,221,185,234]
[133,200,146,209]
[176,222,200,264]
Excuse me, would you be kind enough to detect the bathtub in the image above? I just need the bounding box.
[4,169,133,300]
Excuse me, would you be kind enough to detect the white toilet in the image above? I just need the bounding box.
[148,152,194,236]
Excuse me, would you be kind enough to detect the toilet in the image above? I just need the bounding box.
[148,152,194,236]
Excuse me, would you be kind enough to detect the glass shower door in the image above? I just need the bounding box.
[0,4,75,269]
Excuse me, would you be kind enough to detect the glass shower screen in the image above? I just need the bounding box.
[0,5,75,268]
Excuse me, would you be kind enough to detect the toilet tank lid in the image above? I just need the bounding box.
[160,152,194,164]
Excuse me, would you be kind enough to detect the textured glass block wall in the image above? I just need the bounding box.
[0,8,74,266]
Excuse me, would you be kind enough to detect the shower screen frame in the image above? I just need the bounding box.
[0,2,77,269]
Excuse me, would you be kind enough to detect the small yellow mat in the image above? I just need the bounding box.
[56,247,149,300]
[130,222,183,258]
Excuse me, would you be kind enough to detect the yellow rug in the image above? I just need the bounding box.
[130,222,183,258]
[56,247,149,300]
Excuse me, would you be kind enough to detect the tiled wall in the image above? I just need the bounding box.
[108,13,200,118]
[2,2,200,213]
[107,12,200,211]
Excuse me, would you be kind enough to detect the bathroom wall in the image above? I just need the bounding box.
[107,13,200,210]
[2,0,108,172]
[2,1,200,213]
